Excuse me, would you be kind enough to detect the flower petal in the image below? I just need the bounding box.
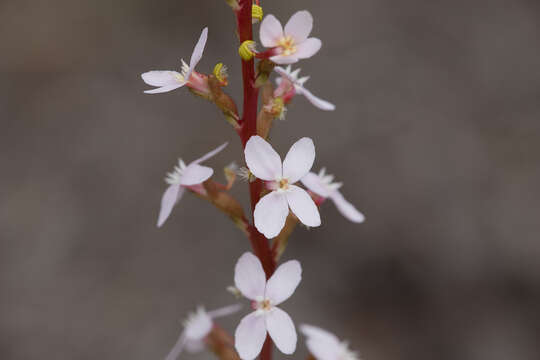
[300,324,341,345]
[207,303,243,318]
[184,339,205,354]
[191,142,228,165]
[244,135,282,181]
[260,14,283,47]
[270,54,299,65]
[294,38,322,60]
[266,307,297,355]
[282,137,315,183]
[141,70,182,87]
[265,260,302,305]
[299,87,335,111]
[300,172,331,198]
[157,185,185,227]
[234,252,266,300]
[286,185,321,227]
[254,191,289,239]
[187,27,208,79]
[143,83,185,94]
[284,10,313,44]
[306,338,342,360]
[179,164,213,186]
[164,333,187,360]
[235,312,268,360]
[329,191,365,223]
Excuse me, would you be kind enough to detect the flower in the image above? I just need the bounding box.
[165,304,242,360]
[157,142,228,227]
[301,168,365,223]
[274,65,335,111]
[300,324,360,360]
[234,252,302,360]
[244,136,321,238]
[141,27,208,94]
[260,10,321,64]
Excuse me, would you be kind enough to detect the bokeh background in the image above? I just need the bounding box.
[2,0,540,359]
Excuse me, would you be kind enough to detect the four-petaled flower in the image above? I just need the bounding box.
[275,65,335,111]
[301,168,365,223]
[260,10,321,64]
[157,142,228,227]
[142,27,209,94]
[245,135,321,238]
[300,324,360,360]
[234,252,302,360]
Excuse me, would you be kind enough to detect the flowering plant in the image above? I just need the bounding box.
[142,2,364,360]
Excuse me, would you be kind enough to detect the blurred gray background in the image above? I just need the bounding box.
[1,0,540,359]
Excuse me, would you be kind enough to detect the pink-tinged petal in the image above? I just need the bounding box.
[299,87,336,111]
[295,38,322,59]
[329,191,365,223]
[184,339,205,353]
[234,252,266,300]
[300,324,341,345]
[207,303,243,319]
[245,136,282,181]
[187,27,208,79]
[141,71,182,87]
[284,10,313,44]
[164,333,187,360]
[157,185,185,227]
[300,172,331,198]
[266,307,297,355]
[235,312,267,360]
[282,137,315,183]
[192,142,228,164]
[143,83,185,94]
[265,260,302,305]
[179,164,213,186]
[270,54,299,65]
[306,338,342,360]
[260,14,283,47]
[254,191,289,239]
[286,185,321,227]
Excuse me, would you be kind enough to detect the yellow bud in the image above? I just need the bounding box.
[252,4,263,23]
[213,62,228,85]
[238,40,256,61]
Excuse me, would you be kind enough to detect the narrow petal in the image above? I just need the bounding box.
[306,338,342,360]
[187,27,208,78]
[284,10,313,44]
[266,308,297,355]
[299,87,336,111]
[179,164,213,186]
[192,142,228,164]
[244,136,282,181]
[157,185,185,227]
[207,303,243,319]
[300,172,331,198]
[164,333,187,360]
[260,15,283,47]
[300,324,340,345]
[294,38,322,59]
[286,185,321,227]
[265,260,302,305]
[184,339,205,354]
[143,83,185,94]
[282,137,315,183]
[254,191,289,239]
[329,191,365,223]
[234,252,266,300]
[141,71,182,87]
[270,54,299,65]
[235,312,268,360]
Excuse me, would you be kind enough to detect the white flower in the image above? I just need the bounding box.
[300,324,360,360]
[234,252,302,360]
[301,168,365,223]
[165,304,242,360]
[260,11,321,64]
[275,65,335,111]
[141,27,208,94]
[157,142,228,227]
[244,136,321,238]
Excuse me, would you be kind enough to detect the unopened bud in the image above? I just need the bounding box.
[213,62,228,86]
[225,0,240,10]
[238,40,256,61]
[252,4,263,23]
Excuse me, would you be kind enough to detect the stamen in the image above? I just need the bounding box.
[278,36,297,56]
[239,40,256,61]
[213,62,228,85]
[252,4,263,23]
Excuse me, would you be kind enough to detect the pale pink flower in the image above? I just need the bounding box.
[142,27,208,94]
[260,11,321,64]
[300,324,360,360]
[244,136,321,238]
[157,142,228,227]
[234,252,301,360]
[301,168,365,223]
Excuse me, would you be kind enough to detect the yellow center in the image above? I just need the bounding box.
[278,178,289,190]
[260,299,272,311]
[278,36,297,56]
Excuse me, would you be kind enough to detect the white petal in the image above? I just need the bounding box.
[192,142,228,164]
[235,312,268,360]
[282,137,315,183]
[260,14,283,47]
[157,185,185,227]
[286,185,321,227]
[270,54,299,65]
[254,191,289,239]
[329,191,365,223]
[164,333,187,360]
[266,307,297,355]
[265,260,302,305]
[300,324,341,345]
[299,87,335,111]
[179,164,213,186]
[294,38,322,59]
[234,252,266,300]
[143,83,185,94]
[306,338,342,360]
[284,10,313,44]
[187,27,208,79]
[207,303,243,318]
[141,71,182,87]
[244,136,282,181]
[300,172,331,198]
[184,339,205,354]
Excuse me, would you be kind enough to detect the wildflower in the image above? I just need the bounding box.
[165,304,242,360]
[301,168,365,223]
[157,142,228,227]
[244,136,321,238]
[260,10,321,64]
[300,324,360,360]
[142,27,209,94]
[234,252,301,360]
[274,65,335,111]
